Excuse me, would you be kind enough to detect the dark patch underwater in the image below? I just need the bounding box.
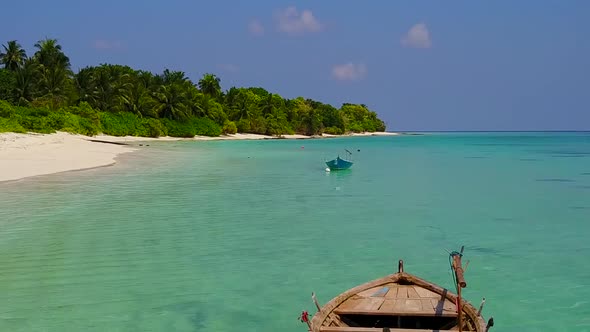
[535,178,575,183]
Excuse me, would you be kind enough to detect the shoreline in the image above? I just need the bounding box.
[0,131,399,183]
[0,132,137,183]
[90,131,399,143]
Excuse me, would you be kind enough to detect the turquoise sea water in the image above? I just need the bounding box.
[1,132,589,332]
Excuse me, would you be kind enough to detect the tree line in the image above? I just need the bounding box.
[0,38,386,137]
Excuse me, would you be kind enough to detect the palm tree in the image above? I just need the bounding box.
[184,84,207,117]
[91,65,131,111]
[0,40,27,71]
[137,70,157,90]
[153,83,190,120]
[33,38,70,70]
[198,73,221,98]
[74,66,97,104]
[31,38,72,107]
[302,108,323,136]
[38,66,69,109]
[160,69,189,85]
[260,93,275,116]
[120,83,156,117]
[223,87,241,120]
[224,87,239,106]
[13,58,37,105]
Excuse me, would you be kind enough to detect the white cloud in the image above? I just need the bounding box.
[248,19,265,36]
[401,23,432,49]
[331,63,367,81]
[217,63,239,73]
[93,40,123,50]
[274,6,323,35]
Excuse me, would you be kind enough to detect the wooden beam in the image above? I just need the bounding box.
[333,308,458,317]
[452,253,467,288]
[320,327,475,332]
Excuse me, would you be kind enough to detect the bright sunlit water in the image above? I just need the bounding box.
[1,132,589,331]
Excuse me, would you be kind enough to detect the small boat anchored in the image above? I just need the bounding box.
[299,247,494,332]
[326,149,354,170]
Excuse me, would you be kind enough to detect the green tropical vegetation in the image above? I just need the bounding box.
[0,38,386,137]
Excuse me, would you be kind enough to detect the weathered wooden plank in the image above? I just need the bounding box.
[370,287,390,297]
[338,298,364,310]
[401,299,423,311]
[395,286,408,298]
[413,286,441,298]
[333,308,458,317]
[406,286,420,299]
[353,297,386,311]
[430,298,457,314]
[420,298,435,311]
[320,328,474,332]
[369,297,386,310]
[321,328,473,332]
[385,286,399,298]
[327,313,344,327]
[378,299,398,312]
[357,287,382,298]
[392,298,423,312]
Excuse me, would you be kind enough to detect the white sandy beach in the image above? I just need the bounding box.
[0,131,398,182]
[0,132,137,182]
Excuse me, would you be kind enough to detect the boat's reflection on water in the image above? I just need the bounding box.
[324,168,353,177]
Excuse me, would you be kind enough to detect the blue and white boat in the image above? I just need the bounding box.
[325,150,354,170]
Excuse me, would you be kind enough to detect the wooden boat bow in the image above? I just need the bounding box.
[303,249,493,332]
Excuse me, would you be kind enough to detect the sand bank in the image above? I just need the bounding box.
[0,131,398,182]
[0,132,136,182]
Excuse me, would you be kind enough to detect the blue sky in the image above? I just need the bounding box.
[2,0,589,130]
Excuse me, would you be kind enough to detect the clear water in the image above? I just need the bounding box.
[1,133,589,332]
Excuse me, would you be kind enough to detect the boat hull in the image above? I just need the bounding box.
[326,157,353,170]
[309,271,487,332]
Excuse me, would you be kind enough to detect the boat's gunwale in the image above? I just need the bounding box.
[310,271,487,332]
[326,156,354,170]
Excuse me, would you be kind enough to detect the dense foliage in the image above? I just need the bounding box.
[0,39,386,137]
